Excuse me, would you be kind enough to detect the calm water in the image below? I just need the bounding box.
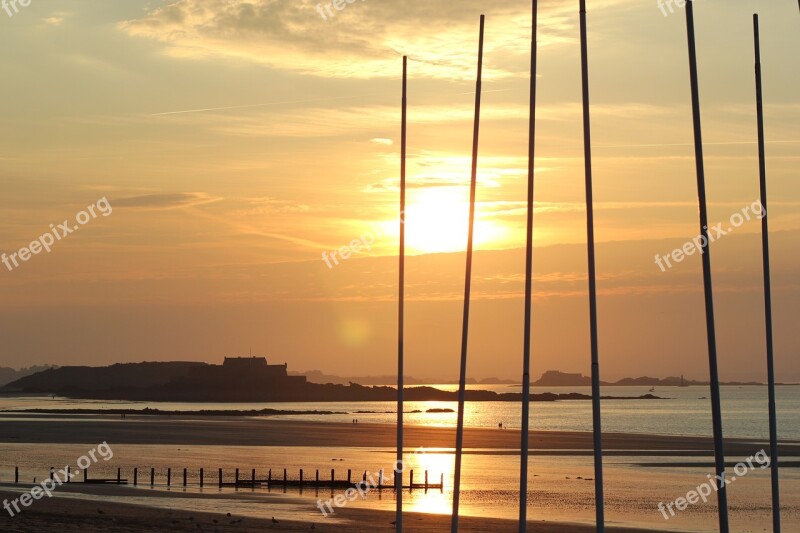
[1,385,798,440]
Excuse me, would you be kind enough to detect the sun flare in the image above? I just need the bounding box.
[378,187,506,254]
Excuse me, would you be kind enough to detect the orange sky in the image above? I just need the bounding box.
[0,0,798,381]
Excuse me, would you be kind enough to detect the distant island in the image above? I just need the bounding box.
[0,365,57,387]
[533,370,770,387]
[1,357,663,403]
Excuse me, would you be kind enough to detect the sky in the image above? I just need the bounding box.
[0,0,798,382]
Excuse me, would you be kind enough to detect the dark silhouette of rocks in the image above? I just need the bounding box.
[2,358,664,403]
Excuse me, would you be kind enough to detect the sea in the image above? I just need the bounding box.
[1,385,798,440]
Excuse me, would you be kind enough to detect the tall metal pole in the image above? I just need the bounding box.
[451,14,485,533]
[518,1,538,531]
[753,14,781,532]
[396,55,407,533]
[578,2,604,530]
[684,3,729,531]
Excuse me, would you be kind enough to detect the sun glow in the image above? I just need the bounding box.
[389,187,506,254]
[398,448,452,516]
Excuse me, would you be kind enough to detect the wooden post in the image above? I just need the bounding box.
[66,466,70,483]
[117,468,121,484]
[347,469,351,484]
[300,469,303,483]
[50,467,54,481]
[410,470,414,490]
[151,467,155,487]
[441,473,444,491]
[379,469,383,487]
[15,466,18,484]
[167,468,171,487]
[83,467,88,483]
[235,468,239,485]
[363,471,367,482]
[252,468,256,485]
[283,468,287,483]
[331,469,334,484]
[268,469,272,482]
[425,470,429,489]
[183,468,187,487]
[134,467,138,486]
[219,468,223,488]
[316,469,319,485]
[200,468,204,488]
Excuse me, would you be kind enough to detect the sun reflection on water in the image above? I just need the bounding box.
[403,448,452,516]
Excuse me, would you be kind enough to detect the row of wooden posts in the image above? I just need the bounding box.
[10,466,444,491]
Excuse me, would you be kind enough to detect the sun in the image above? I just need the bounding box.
[395,187,503,254]
[370,186,508,255]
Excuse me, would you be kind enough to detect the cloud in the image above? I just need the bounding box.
[113,192,220,209]
[117,0,628,80]
[371,138,393,146]
[41,11,70,26]
[43,16,65,26]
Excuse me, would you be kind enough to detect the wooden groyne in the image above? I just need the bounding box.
[9,466,444,492]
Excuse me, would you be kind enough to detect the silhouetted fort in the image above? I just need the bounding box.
[179,356,307,388]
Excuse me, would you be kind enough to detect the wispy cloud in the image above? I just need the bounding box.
[113,192,221,209]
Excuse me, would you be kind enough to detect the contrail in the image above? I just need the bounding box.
[150,88,513,117]
[150,94,382,116]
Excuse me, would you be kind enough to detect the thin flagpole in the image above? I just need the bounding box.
[684,3,729,531]
[451,14,485,533]
[753,14,781,532]
[396,55,407,533]
[578,1,604,530]
[518,0,538,530]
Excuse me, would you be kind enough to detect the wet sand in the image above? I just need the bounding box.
[3,414,798,456]
[2,415,797,531]
[0,486,669,532]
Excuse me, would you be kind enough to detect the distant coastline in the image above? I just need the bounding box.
[1,358,667,403]
[3,363,787,390]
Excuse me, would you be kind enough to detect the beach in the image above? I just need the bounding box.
[1,413,799,531]
[0,485,674,532]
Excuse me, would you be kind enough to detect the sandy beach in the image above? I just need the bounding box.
[4,413,798,456]
[2,415,799,531]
